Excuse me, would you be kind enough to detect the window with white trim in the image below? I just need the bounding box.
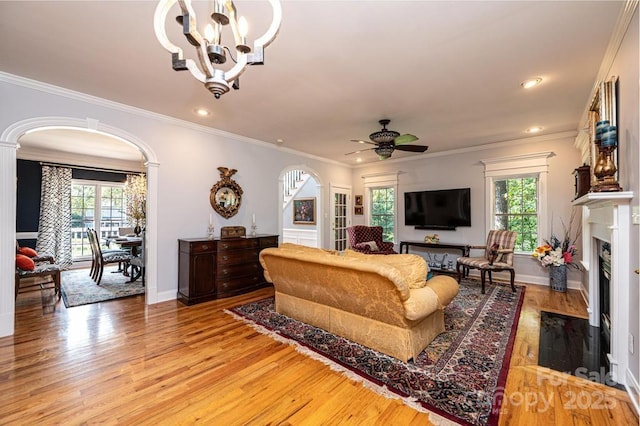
[493,176,538,252]
[482,153,552,254]
[71,180,126,260]
[370,187,395,242]
[363,173,399,243]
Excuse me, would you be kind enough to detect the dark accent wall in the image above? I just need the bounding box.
[16,159,128,248]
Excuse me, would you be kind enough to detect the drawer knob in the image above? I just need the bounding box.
[222,256,228,261]
[202,245,209,250]
[222,244,229,249]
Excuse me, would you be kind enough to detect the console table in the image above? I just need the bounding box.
[177,234,278,305]
[399,241,470,275]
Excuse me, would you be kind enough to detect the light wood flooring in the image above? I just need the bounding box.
[1,278,638,425]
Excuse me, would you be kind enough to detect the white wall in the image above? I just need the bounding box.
[606,8,640,383]
[351,133,582,285]
[0,75,351,337]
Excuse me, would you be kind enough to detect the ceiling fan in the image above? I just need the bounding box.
[346,119,429,160]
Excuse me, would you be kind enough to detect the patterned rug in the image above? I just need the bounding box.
[61,266,145,308]
[227,279,525,425]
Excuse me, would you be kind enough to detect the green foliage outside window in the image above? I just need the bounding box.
[494,177,538,252]
[370,187,395,242]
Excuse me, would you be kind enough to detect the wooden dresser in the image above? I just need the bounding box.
[177,234,278,305]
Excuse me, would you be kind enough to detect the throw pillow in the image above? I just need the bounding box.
[17,246,38,258]
[16,254,35,271]
[355,241,379,252]
[488,242,500,265]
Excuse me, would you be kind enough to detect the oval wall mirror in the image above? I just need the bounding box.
[210,167,243,219]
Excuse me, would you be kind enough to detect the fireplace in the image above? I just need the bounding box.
[573,191,633,385]
[598,240,612,375]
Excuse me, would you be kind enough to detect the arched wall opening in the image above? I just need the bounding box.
[278,165,324,248]
[0,117,160,337]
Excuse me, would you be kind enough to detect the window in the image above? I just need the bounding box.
[370,187,395,242]
[482,152,552,255]
[71,181,127,260]
[494,177,538,252]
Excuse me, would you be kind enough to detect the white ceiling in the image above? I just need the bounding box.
[0,1,625,165]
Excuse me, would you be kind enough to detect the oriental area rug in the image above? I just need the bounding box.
[61,266,145,308]
[227,279,525,426]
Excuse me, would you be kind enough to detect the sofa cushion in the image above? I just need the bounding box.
[343,249,428,289]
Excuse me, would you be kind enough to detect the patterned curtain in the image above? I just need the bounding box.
[36,166,72,268]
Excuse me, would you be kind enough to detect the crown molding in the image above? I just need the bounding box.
[352,130,576,169]
[577,0,639,130]
[0,72,351,169]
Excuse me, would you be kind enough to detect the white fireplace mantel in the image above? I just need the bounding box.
[573,191,633,384]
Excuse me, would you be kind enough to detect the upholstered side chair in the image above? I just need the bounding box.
[455,230,517,294]
[346,225,397,255]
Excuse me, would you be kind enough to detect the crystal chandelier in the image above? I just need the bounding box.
[154,0,282,99]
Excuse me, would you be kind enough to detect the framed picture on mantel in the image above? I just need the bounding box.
[293,197,316,225]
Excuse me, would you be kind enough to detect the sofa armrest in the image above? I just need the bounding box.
[426,275,459,308]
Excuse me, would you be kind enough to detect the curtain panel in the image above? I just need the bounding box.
[36,166,72,268]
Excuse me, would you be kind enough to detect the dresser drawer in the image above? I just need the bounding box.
[216,262,262,279]
[260,236,279,248]
[189,241,216,253]
[217,249,260,265]
[217,273,265,295]
[217,239,259,251]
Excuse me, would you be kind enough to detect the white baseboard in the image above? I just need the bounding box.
[510,272,582,290]
[625,368,640,416]
[155,289,178,304]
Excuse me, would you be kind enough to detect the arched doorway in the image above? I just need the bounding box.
[278,165,323,248]
[0,117,159,337]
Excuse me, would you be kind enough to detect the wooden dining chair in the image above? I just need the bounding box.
[87,228,132,285]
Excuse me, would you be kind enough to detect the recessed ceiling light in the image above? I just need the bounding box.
[194,108,210,117]
[525,126,543,133]
[521,78,542,89]
[276,138,284,145]
[356,158,362,163]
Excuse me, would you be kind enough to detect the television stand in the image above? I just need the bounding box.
[399,241,470,276]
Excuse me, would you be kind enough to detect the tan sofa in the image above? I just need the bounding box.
[259,243,459,362]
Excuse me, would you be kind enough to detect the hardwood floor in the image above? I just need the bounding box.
[1,280,638,425]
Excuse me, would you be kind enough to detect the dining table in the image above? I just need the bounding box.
[106,237,143,282]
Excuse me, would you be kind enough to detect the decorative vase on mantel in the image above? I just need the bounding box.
[134,221,142,237]
[549,264,567,292]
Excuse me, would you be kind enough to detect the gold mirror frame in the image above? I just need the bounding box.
[210,167,243,219]
[588,76,618,190]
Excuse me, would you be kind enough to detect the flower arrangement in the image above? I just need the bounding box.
[533,211,581,269]
[124,173,147,227]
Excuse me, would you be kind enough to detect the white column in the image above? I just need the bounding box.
[143,161,159,304]
[0,140,17,337]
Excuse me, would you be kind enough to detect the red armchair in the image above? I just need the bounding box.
[347,226,397,255]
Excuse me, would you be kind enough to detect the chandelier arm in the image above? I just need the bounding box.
[154,0,208,83]
[195,43,215,78]
[254,0,282,48]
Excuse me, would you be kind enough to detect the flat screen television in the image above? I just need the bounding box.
[404,188,471,230]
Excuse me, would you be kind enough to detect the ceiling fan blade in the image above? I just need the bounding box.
[394,144,429,153]
[345,147,374,155]
[394,134,419,145]
[350,139,377,146]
